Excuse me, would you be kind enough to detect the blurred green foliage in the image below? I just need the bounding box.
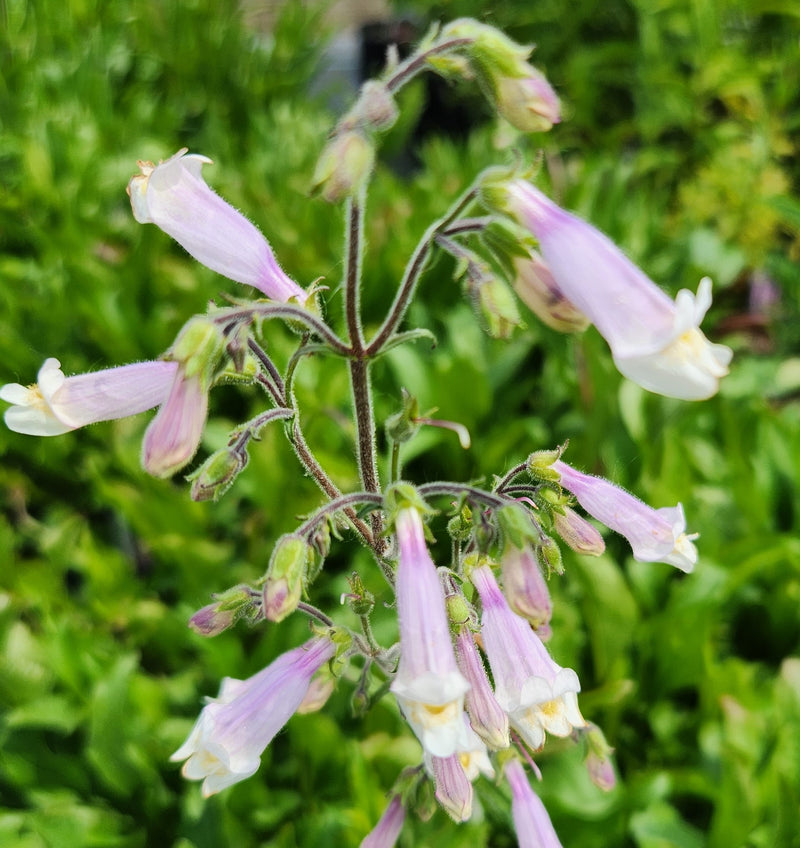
[1,0,799,846]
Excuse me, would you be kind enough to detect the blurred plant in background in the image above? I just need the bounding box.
[1,1,799,847]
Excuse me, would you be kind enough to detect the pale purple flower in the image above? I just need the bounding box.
[506,759,563,848]
[552,506,606,556]
[430,753,474,822]
[500,546,553,632]
[454,626,510,750]
[171,636,335,796]
[471,565,585,751]
[1,357,177,436]
[128,149,308,303]
[360,795,405,848]
[505,180,732,400]
[390,508,470,758]
[554,460,698,572]
[141,368,208,477]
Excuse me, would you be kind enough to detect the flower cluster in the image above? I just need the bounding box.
[1,16,731,848]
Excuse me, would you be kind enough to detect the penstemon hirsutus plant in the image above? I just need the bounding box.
[0,19,733,846]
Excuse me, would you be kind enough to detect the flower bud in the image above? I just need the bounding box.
[552,506,605,556]
[188,447,248,502]
[262,535,313,622]
[350,80,399,132]
[584,723,616,792]
[536,536,563,576]
[477,276,523,339]
[493,67,561,133]
[512,251,590,332]
[169,316,225,382]
[311,130,375,203]
[500,545,552,631]
[527,448,563,482]
[296,667,335,715]
[497,503,539,551]
[188,584,257,637]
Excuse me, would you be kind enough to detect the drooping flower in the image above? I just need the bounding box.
[501,180,732,400]
[500,545,553,633]
[471,565,585,751]
[554,460,698,572]
[141,367,208,477]
[454,626,510,749]
[128,149,308,303]
[1,357,178,436]
[390,507,471,758]
[443,20,560,133]
[171,636,335,796]
[360,795,406,848]
[506,759,564,848]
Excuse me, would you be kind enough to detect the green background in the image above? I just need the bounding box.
[1,0,799,845]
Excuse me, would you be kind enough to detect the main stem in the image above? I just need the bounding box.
[344,196,384,550]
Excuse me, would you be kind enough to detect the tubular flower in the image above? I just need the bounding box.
[128,149,308,303]
[171,636,335,796]
[554,460,698,572]
[1,358,178,436]
[390,508,471,758]
[454,626,510,749]
[506,759,564,848]
[503,180,732,400]
[360,795,406,848]
[471,565,585,751]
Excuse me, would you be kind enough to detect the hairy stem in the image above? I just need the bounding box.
[385,36,474,94]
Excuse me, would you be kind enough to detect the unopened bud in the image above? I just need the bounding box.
[553,506,605,556]
[188,603,235,637]
[476,276,523,339]
[527,448,563,482]
[512,251,590,332]
[311,130,375,203]
[188,447,247,501]
[497,503,539,551]
[169,316,225,384]
[297,668,335,714]
[188,584,256,636]
[262,534,312,622]
[584,723,616,791]
[501,545,552,631]
[431,755,473,822]
[455,627,510,749]
[351,80,398,131]
[535,535,563,575]
[493,67,561,133]
[446,593,472,628]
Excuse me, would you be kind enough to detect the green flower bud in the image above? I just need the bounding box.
[311,130,375,203]
[262,534,313,622]
[187,448,247,502]
[385,388,421,445]
[497,503,539,551]
[477,276,523,339]
[527,448,564,482]
[535,535,563,576]
[169,316,225,385]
